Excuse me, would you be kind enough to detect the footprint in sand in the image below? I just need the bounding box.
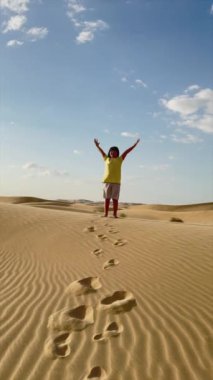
[66,277,102,296]
[103,258,119,270]
[44,331,72,359]
[93,321,123,343]
[48,305,94,332]
[91,248,103,257]
[108,227,119,234]
[113,238,127,247]
[83,226,96,232]
[96,234,108,241]
[99,291,137,313]
[83,366,107,379]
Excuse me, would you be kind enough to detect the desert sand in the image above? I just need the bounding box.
[0,197,212,380]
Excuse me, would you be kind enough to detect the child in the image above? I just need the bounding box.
[94,138,140,217]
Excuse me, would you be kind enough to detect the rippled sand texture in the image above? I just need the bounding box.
[0,198,213,380]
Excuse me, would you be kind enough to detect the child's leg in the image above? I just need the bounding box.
[104,198,110,217]
[113,199,118,218]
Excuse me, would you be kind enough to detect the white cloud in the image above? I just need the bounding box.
[168,155,175,160]
[176,114,213,134]
[23,162,44,170]
[76,30,93,43]
[0,0,29,13]
[160,87,213,134]
[27,26,48,41]
[121,131,139,138]
[7,39,23,46]
[22,162,69,177]
[184,84,200,93]
[1,1,48,46]
[210,4,213,15]
[66,0,86,17]
[161,88,213,116]
[66,1,109,44]
[135,79,147,88]
[161,94,199,115]
[76,20,109,44]
[83,20,108,30]
[3,14,26,32]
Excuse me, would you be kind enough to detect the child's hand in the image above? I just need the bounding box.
[94,138,100,147]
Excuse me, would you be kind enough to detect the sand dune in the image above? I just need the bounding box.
[0,199,212,380]
[1,196,212,224]
[123,203,213,224]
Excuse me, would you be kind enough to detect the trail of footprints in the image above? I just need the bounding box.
[44,221,137,379]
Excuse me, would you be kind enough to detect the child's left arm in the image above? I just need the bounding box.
[121,138,140,160]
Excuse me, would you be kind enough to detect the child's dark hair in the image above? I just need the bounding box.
[108,146,120,157]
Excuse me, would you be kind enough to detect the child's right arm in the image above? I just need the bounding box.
[94,139,107,158]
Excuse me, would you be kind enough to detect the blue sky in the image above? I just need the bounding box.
[0,0,213,204]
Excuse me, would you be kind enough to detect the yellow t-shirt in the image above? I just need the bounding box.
[103,156,123,184]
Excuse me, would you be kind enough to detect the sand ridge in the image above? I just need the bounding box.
[0,199,213,379]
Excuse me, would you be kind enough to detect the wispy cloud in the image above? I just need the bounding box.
[160,87,213,134]
[66,0,109,44]
[184,84,200,93]
[0,0,29,14]
[66,0,86,17]
[121,131,139,138]
[121,76,128,83]
[73,149,82,155]
[210,4,213,15]
[22,162,69,177]
[2,14,26,32]
[7,39,23,46]
[23,162,43,170]
[120,73,148,89]
[134,79,147,88]
[171,133,203,144]
[27,27,48,41]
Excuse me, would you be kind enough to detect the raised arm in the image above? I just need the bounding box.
[121,138,140,160]
[94,138,107,158]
